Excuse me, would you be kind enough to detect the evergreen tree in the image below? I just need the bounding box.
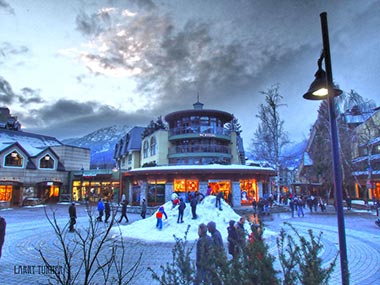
[225,115,242,135]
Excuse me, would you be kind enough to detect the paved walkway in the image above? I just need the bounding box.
[0,204,379,284]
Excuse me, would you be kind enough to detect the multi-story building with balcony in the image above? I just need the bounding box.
[115,100,275,207]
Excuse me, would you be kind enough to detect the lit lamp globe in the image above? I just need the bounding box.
[303,68,342,100]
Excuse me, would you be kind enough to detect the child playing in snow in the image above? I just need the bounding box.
[156,206,168,229]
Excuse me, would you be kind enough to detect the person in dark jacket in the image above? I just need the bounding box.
[195,223,212,285]
[207,221,224,251]
[96,198,105,222]
[68,202,76,232]
[118,200,129,223]
[141,198,147,219]
[177,198,186,223]
[215,191,223,210]
[227,220,239,259]
[104,199,111,223]
[236,216,246,248]
[0,216,6,258]
[190,196,197,219]
[207,221,225,285]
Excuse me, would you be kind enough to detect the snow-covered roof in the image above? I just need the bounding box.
[129,164,275,173]
[303,152,313,166]
[0,129,62,156]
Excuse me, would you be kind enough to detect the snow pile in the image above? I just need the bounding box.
[113,196,274,243]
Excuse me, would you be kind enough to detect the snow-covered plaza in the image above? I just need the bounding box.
[0,198,379,284]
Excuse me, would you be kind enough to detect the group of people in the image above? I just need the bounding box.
[68,197,148,232]
[195,221,225,284]
[288,195,327,218]
[195,217,262,284]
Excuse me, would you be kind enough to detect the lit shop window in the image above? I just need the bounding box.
[4,151,23,167]
[174,179,199,192]
[240,179,258,205]
[0,185,12,201]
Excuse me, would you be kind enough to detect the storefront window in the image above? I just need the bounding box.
[208,180,231,201]
[240,179,258,205]
[0,185,12,201]
[147,184,165,206]
[174,179,199,193]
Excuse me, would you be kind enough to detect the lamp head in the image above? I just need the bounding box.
[303,67,342,100]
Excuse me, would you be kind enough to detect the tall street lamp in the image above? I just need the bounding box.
[303,12,349,285]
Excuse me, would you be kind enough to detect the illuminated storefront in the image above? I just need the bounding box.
[71,170,120,203]
[121,165,274,208]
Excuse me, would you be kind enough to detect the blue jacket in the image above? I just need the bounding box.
[98,200,105,211]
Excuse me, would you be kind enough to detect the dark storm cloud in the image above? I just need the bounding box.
[0,0,14,14]
[74,6,258,111]
[0,76,15,104]
[0,77,44,105]
[76,11,107,36]
[128,0,155,10]
[21,99,153,139]
[19,87,44,104]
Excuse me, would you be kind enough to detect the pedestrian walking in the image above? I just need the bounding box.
[0,216,6,258]
[207,221,225,285]
[227,220,239,259]
[104,199,111,223]
[296,198,304,217]
[190,195,198,219]
[96,198,105,222]
[252,199,257,214]
[346,195,352,210]
[195,223,212,285]
[289,199,295,217]
[236,217,246,248]
[156,206,167,229]
[118,200,129,223]
[68,202,76,232]
[141,198,147,219]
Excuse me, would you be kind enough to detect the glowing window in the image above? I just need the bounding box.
[4,151,23,167]
[174,179,199,192]
[39,154,54,169]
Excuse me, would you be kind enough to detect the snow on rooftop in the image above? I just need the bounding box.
[0,130,62,156]
[112,195,276,243]
[129,164,274,173]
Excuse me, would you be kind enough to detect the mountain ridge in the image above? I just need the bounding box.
[62,124,133,168]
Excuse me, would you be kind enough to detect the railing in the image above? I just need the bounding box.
[169,143,230,155]
[169,126,230,136]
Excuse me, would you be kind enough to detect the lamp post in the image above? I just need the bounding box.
[303,12,349,285]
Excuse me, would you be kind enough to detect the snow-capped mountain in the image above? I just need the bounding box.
[62,124,132,168]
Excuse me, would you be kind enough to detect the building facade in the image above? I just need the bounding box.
[0,128,90,207]
[114,101,275,207]
[351,108,380,200]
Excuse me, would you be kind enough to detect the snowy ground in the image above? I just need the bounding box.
[112,195,276,242]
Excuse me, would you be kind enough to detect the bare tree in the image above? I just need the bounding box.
[37,205,142,285]
[251,84,289,200]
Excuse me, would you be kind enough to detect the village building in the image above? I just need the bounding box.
[114,101,275,207]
